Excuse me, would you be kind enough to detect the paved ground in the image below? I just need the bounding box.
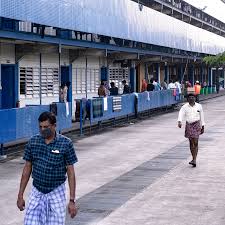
[0,95,225,225]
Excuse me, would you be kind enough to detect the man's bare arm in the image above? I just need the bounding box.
[17,161,32,210]
[67,165,77,218]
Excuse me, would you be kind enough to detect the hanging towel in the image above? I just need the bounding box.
[93,98,103,118]
[113,96,122,112]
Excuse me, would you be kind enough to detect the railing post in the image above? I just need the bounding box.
[79,99,83,136]
[0,144,7,160]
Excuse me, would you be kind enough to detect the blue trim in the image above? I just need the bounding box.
[0,30,192,58]
[1,64,17,109]
[101,66,108,81]
[69,64,72,103]
[130,67,135,92]
[15,63,19,105]
[0,89,2,109]
[164,65,168,82]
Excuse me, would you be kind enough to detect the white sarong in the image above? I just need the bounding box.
[24,183,66,225]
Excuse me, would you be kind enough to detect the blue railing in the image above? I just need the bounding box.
[89,94,136,124]
[0,103,72,154]
[137,90,177,112]
[0,91,179,154]
[78,90,179,135]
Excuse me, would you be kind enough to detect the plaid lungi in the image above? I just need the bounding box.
[185,120,201,139]
[93,98,103,118]
[24,183,66,225]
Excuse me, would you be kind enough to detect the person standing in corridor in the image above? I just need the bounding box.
[177,93,205,167]
[17,112,78,224]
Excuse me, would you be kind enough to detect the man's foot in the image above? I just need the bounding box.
[189,160,196,167]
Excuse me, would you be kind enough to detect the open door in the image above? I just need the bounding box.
[61,66,72,102]
[1,65,18,109]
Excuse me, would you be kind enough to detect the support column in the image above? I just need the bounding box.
[39,53,42,105]
[68,64,72,103]
[101,66,108,82]
[0,63,1,108]
[223,69,225,88]
[58,44,61,103]
[85,57,88,99]
[15,63,19,107]
[155,63,160,83]
[130,65,136,93]
[168,65,170,83]
[164,64,168,83]
[178,65,182,82]
[208,67,212,86]
[200,65,203,84]
[145,63,148,80]
[189,65,194,86]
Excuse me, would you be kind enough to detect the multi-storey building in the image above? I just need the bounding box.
[0,0,224,118]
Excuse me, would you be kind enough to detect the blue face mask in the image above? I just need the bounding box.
[41,128,53,139]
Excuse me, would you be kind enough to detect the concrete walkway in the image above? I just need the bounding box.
[0,96,225,225]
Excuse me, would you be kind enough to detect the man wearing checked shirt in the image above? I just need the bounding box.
[178,93,205,167]
[17,112,78,224]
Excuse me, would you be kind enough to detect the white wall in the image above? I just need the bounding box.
[0,43,16,91]
[18,49,69,107]
[71,56,101,119]
[0,43,15,64]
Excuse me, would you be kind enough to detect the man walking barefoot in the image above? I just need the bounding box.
[178,94,205,167]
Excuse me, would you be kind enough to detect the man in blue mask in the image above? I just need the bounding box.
[17,111,78,224]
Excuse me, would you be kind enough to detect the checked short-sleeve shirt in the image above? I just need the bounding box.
[23,133,78,194]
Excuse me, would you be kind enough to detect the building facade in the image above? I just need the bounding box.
[0,0,225,117]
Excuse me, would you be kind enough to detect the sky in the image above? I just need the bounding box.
[185,0,225,23]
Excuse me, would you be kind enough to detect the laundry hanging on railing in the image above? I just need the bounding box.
[92,98,103,118]
[113,96,122,112]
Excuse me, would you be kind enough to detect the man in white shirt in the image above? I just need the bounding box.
[177,93,205,167]
[168,80,176,89]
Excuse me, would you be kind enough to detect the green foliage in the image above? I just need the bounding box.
[203,52,225,67]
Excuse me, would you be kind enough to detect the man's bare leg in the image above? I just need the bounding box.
[192,138,199,164]
[189,138,197,167]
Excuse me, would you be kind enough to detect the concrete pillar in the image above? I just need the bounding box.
[0,63,2,108]
[208,67,212,86]
[200,65,203,84]
[130,66,136,93]
[164,64,168,83]
[138,63,145,92]
[155,63,160,83]
[144,63,148,80]
[39,53,42,105]
[101,66,108,81]
[178,65,182,82]
[189,65,194,86]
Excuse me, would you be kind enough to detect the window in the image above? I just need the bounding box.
[73,68,100,94]
[109,67,129,94]
[19,67,59,98]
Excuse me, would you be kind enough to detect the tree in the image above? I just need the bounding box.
[203,52,225,67]
[203,51,225,89]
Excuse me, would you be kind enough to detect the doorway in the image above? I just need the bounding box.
[1,64,18,109]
